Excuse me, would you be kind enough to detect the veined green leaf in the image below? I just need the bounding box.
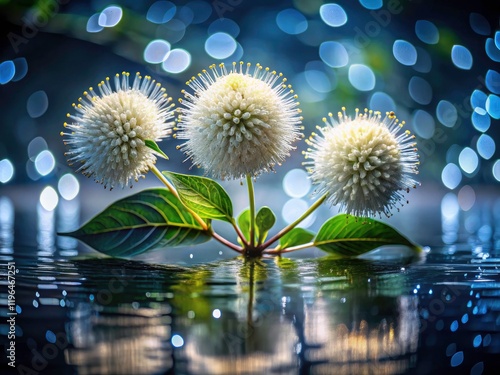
[60,188,210,257]
[163,172,233,222]
[279,228,315,250]
[314,214,420,257]
[145,139,168,160]
[237,208,251,244]
[255,206,275,244]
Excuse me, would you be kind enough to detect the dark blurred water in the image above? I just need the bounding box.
[1,184,500,375]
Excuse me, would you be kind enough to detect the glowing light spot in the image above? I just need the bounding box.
[413,47,432,73]
[450,351,464,367]
[212,309,221,319]
[485,70,500,94]
[205,32,237,59]
[470,362,484,375]
[319,4,347,27]
[98,6,123,27]
[28,137,48,160]
[58,174,80,201]
[34,150,55,176]
[473,335,482,348]
[408,76,432,105]
[304,69,331,93]
[319,41,348,68]
[485,38,500,62]
[471,111,491,132]
[86,13,103,33]
[45,330,56,343]
[458,147,479,175]
[186,1,212,24]
[451,45,473,70]
[0,159,14,183]
[436,100,457,128]
[359,0,382,10]
[0,60,15,84]
[40,186,59,211]
[476,134,495,160]
[208,18,240,37]
[282,198,315,227]
[441,163,462,190]
[26,90,49,118]
[412,109,435,139]
[157,19,186,44]
[415,20,439,44]
[485,94,500,119]
[492,160,500,182]
[12,57,28,82]
[348,64,375,91]
[144,39,171,64]
[392,40,417,66]
[283,168,311,198]
[171,334,184,348]
[458,185,475,211]
[276,8,308,35]
[162,48,191,73]
[471,89,487,110]
[146,1,176,24]
[369,92,396,113]
[469,13,490,36]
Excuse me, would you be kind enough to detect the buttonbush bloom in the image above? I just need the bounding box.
[304,108,419,217]
[62,72,175,189]
[176,62,303,179]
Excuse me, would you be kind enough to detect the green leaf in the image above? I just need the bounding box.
[237,208,251,244]
[60,188,210,257]
[314,214,419,257]
[163,172,233,223]
[255,206,275,244]
[279,228,315,250]
[145,139,168,160]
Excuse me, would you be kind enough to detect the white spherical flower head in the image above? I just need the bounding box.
[62,72,175,189]
[176,62,303,179]
[304,108,420,217]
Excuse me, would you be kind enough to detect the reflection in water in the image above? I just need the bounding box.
[37,203,56,256]
[0,196,14,254]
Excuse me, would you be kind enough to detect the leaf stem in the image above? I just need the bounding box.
[260,193,328,250]
[264,242,315,254]
[246,174,256,248]
[211,230,243,252]
[231,219,249,246]
[151,165,209,231]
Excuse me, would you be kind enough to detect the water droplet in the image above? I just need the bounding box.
[348,64,375,91]
[441,163,461,190]
[319,3,347,27]
[451,45,473,70]
[27,90,49,118]
[415,20,439,44]
[319,41,348,68]
[147,1,176,24]
[408,76,432,105]
[276,8,308,35]
[162,48,191,73]
[205,32,237,59]
[212,309,221,318]
[436,100,457,127]
[144,39,171,64]
[393,40,417,66]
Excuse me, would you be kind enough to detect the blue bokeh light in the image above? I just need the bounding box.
[205,32,237,59]
[276,8,308,35]
[319,41,348,68]
[451,45,473,70]
[393,40,417,66]
[319,4,348,27]
[348,64,375,91]
[415,20,439,44]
